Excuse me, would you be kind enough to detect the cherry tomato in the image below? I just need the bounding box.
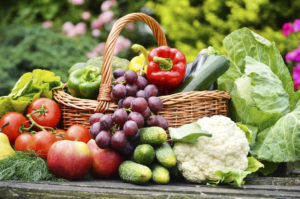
[65,125,91,143]
[0,112,28,144]
[54,129,67,141]
[27,98,61,128]
[32,131,57,159]
[14,133,34,152]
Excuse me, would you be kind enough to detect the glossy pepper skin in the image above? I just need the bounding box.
[147,46,186,94]
[67,65,101,99]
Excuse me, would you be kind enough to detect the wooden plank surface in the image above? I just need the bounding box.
[0,177,300,199]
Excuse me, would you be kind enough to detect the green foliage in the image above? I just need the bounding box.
[147,0,300,62]
[0,25,97,95]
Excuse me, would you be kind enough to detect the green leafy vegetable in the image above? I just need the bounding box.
[0,69,62,117]
[169,122,211,143]
[246,157,264,172]
[236,123,253,143]
[258,161,279,176]
[208,170,251,186]
[0,151,65,181]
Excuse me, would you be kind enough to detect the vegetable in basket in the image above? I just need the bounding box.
[147,46,187,94]
[128,44,148,73]
[0,123,15,160]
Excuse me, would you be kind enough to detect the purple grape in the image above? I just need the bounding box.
[126,84,138,96]
[113,109,128,126]
[123,120,138,137]
[141,106,151,119]
[131,97,148,113]
[112,84,126,99]
[118,141,133,157]
[89,113,104,125]
[100,114,114,130]
[147,115,158,127]
[90,122,101,139]
[136,76,148,90]
[148,96,163,113]
[118,99,124,108]
[136,90,146,99]
[123,96,135,108]
[111,130,127,149]
[114,76,125,85]
[124,70,138,84]
[144,84,158,98]
[110,92,118,103]
[128,112,144,128]
[113,69,125,79]
[157,115,168,130]
[95,130,111,149]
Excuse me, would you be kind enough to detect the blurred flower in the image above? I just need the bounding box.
[282,22,294,37]
[126,23,136,31]
[101,0,116,11]
[87,51,98,58]
[42,21,53,29]
[74,22,86,35]
[70,0,84,5]
[98,10,114,24]
[286,46,300,62]
[294,19,300,32]
[92,29,101,38]
[94,42,106,55]
[81,11,91,20]
[62,22,86,37]
[62,22,74,33]
[91,19,103,29]
[293,63,300,90]
[114,36,131,55]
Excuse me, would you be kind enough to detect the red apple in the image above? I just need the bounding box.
[87,139,123,178]
[47,140,92,180]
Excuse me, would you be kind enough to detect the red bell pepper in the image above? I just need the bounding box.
[147,46,186,94]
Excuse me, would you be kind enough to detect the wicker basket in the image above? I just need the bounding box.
[53,13,230,130]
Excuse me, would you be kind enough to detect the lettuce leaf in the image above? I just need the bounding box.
[0,69,62,117]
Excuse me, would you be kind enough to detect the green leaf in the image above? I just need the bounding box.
[258,161,279,176]
[236,123,253,143]
[250,102,300,162]
[208,170,251,186]
[169,122,211,143]
[246,157,264,172]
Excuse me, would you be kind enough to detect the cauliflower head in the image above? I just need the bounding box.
[173,115,250,183]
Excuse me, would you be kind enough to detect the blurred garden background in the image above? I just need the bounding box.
[0,0,300,95]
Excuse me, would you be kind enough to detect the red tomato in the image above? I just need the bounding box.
[54,129,67,141]
[65,125,91,143]
[32,131,57,159]
[27,98,61,128]
[14,133,34,152]
[0,112,28,144]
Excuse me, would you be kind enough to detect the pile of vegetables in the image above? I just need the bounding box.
[0,26,299,187]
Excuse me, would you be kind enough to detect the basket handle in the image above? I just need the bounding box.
[95,13,167,112]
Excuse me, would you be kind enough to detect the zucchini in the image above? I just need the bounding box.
[174,54,230,93]
[184,49,209,81]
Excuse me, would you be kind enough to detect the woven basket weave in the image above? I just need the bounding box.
[53,13,230,130]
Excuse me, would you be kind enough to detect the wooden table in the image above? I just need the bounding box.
[0,177,300,198]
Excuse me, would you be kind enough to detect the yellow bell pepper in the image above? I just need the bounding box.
[129,44,149,73]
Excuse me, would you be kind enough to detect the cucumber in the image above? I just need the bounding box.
[119,161,152,184]
[139,127,167,145]
[133,144,155,165]
[174,54,230,93]
[156,142,176,168]
[152,164,170,184]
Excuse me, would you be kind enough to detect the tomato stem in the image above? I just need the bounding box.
[0,122,9,132]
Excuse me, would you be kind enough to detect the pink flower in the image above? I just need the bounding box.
[91,19,104,29]
[101,0,116,11]
[126,23,136,31]
[282,22,294,37]
[74,22,86,35]
[81,11,91,20]
[114,36,131,55]
[293,63,300,90]
[70,0,84,5]
[294,19,300,32]
[94,42,106,55]
[62,22,74,33]
[286,47,300,62]
[62,22,86,37]
[92,29,101,38]
[98,10,114,24]
[87,51,98,58]
[42,21,53,28]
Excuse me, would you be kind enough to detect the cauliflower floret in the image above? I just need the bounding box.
[173,115,249,183]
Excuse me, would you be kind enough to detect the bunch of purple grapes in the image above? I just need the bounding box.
[89,69,168,156]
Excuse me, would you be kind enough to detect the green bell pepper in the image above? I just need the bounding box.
[67,65,101,99]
